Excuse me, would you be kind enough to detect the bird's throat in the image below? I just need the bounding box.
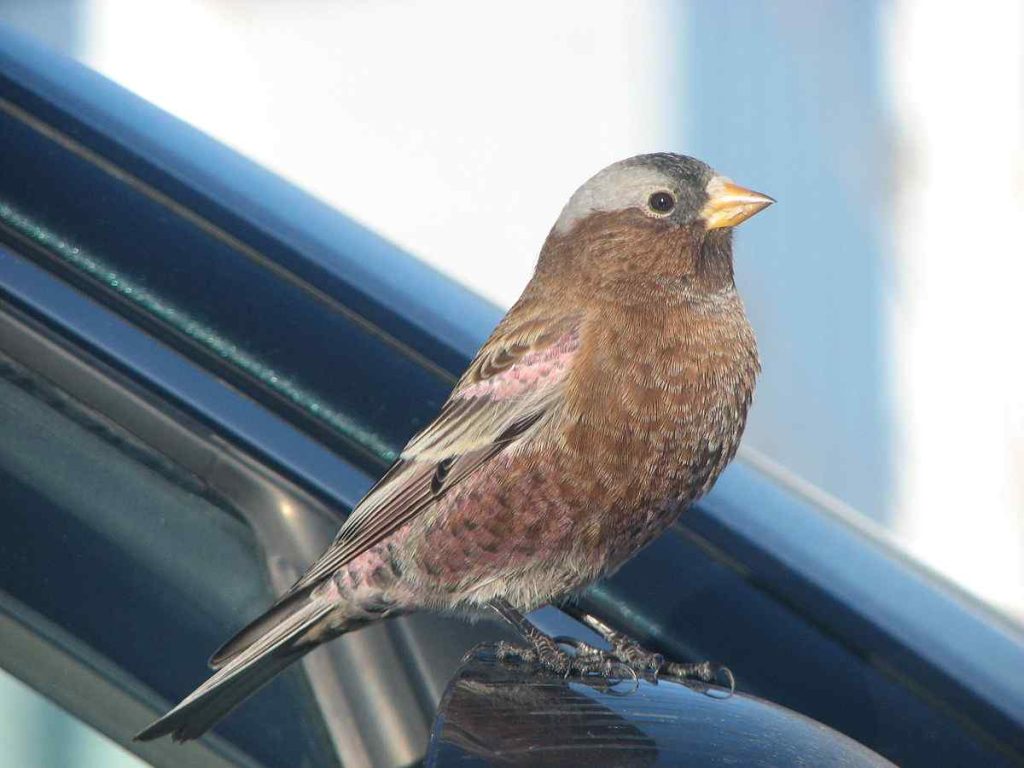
[694,228,736,294]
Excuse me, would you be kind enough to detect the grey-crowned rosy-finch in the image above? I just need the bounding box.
[137,153,773,742]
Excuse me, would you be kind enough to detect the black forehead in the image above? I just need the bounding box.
[623,153,715,189]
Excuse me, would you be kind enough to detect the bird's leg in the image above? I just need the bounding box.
[485,598,610,675]
[489,600,732,685]
[573,612,664,673]
[565,607,735,689]
[489,598,576,674]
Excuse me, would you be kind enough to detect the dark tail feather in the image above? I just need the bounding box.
[135,594,334,742]
[209,584,317,669]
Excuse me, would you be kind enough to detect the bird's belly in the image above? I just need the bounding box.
[401,431,723,611]
[403,450,589,606]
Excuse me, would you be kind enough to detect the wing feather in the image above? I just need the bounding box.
[283,320,581,596]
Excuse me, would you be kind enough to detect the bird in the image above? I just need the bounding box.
[136,152,773,742]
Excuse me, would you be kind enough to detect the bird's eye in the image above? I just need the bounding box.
[648,191,676,214]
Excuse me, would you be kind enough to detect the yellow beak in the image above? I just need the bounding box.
[700,176,774,230]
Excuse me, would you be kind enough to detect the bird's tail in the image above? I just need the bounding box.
[134,587,335,742]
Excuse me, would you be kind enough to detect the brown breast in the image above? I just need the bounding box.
[558,292,759,563]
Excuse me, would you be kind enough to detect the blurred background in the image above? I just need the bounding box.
[0,1,1022,764]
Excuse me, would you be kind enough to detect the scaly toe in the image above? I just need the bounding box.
[536,647,574,676]
[619,647,664,672]
[663,660,735,691]
[494,641,538,665]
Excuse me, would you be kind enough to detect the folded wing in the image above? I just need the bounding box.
[210,316,580,668]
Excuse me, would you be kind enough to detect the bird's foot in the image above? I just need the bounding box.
[489,599,733,688]
[495,637,574,676]
[604,632,734,688]
[662,659,735,690]
[599,631,665,674]
[568,611,736,691]
[494,636,732,689]
[494,629,654,680]
[494,637,635,679]
[491,599,600,677]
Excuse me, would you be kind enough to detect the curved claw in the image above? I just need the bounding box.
[609,661,640,690]
[663,660,735,693]
[552,635,601,656]
[718,665,736,694]
[552,635,582,648]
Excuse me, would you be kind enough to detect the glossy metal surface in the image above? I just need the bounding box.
[429,647,895,768]
[0,261,507,768]
[580,473,1024,767]
[1,24,1023,768]
[0,320,329,767]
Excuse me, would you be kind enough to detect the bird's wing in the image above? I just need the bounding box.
[287,318,582,594]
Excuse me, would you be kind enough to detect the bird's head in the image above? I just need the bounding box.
[539,153,773,303]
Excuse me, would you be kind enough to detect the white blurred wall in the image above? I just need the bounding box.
[78,0,678,305]
[884,0,1024,616]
